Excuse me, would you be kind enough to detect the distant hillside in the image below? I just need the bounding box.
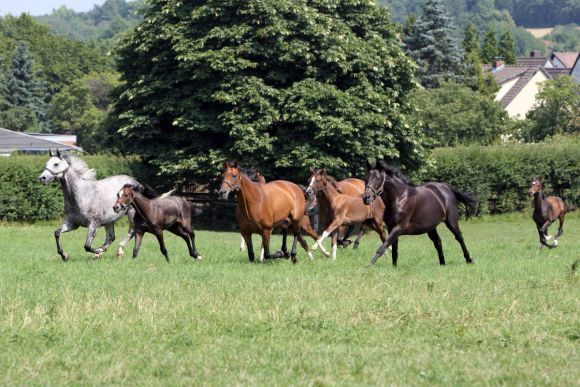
[35,0,142,41]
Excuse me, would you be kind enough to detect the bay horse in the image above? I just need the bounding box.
[218,161,312,263]
[528,178,567,248]
[113,184,202,262]
[39,149,137,260]
[306,168,387,259]
[312,170,370,248]
[363,161,477,267]
[238,168,324,258]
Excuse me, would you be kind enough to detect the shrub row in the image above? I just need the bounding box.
[1,143,578,221]
[429,143,580,214]
[0,155,142,221]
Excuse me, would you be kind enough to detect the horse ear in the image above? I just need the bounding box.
[56,149,62,158]
[321,167,328,175]
[378,160,389,171]
[232,160,238,168]
[309,166,315,174]
[49,148,54,157]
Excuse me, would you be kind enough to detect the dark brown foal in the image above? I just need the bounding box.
[113,184,201,262]
[528,179,567,248]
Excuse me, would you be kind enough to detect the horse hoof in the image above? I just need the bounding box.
[93,253,103,259]
[61,254,69,261]
[307,251,314,260]
[353,243,359,250]
[311,244,319,251]
[196,255,203,260]
[340,239,352,248]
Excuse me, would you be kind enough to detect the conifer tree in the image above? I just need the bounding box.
[481,27,499,64]
[4,42,48,131]
[462,23,480,57]
[405,0,463,88]
[499,28,517,64]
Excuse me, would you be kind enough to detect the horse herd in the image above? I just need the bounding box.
[38,150,568,266]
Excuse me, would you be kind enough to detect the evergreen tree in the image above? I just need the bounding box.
[499,28,516,64]
[462,23,480,57]
[481,26,499,64]
[0,56,9,111]
[4,42,48,131]
[405,0,463,88]
[111,0,426,184]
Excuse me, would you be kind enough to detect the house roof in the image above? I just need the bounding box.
[490,66,552,108]
[0,128,81,154]
[492,65,530,84]
[551,52,580,68]
[516,56,547,67]
[544,68,572,78]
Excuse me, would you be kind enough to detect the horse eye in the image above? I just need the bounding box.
[53,163,58,167]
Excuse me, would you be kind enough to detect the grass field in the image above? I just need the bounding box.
[1,212,578,385]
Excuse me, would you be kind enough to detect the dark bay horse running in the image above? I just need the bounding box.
[218,161,312,263]
[528,178,567,248]
[113,184,202,262]
[363,161,477,267]
[306,168,387,259]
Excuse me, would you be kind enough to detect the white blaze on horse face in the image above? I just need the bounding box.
[117,189,124,198]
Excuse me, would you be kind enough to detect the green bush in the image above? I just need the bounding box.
[430,143,580,214]
[0,155,142,221]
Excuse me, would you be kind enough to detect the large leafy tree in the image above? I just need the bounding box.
[111,0,426,184]
[413,81,507,147]
[404,0,463,88]
[526,76,580,142]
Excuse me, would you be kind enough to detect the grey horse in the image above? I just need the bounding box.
[39,149,137,260]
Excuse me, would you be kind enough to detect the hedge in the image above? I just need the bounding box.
[1,143,579,221]
[429,143,580,214]
[0,155,142,222]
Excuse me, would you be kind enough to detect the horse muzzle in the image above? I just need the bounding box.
[363,193,374,205]
[38,171,55,185]
[217,189,230,200]
[113,203,126,213]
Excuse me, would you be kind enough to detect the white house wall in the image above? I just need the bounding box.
[495,77,520,102]
[505,71,550,118]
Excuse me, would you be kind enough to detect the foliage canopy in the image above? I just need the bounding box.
[111,0,426,185]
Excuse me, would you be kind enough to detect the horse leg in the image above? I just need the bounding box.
[262,229,284,259]
[339,226,354,247]
[132,230,144,259]
[427,229,445,266]
[54,222,79,261]
[444,220,474,263]
[553,215,565,247]
[331,231,338,260]
[118,209,135,257]
[99,224,115,253]
[370,227,401,267]
[240,237,246,252]
[280,226,290,258]
[155,232,170,262]
[84,223,105,258]
[296,233,314,260]
[187,227,202,260]
[538,220,555,249]
[290,232,299,264]
[353,224,366,249]
[241,230,255,262]
[391,239,399,268]
[311,218,342,257]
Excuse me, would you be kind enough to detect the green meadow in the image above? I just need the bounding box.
[0,212,578,385]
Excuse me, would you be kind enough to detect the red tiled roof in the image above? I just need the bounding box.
[551,52,580,68]
[516,57,547,66]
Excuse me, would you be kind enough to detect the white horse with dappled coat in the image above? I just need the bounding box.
[38,149,137,260]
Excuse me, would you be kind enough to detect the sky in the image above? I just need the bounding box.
[0,0,102,16]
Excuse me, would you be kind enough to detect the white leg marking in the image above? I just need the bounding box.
[553,239,558,247]
[544,234,552,241]
[332,241,337,260]
[260,248,264,262]
[240,237,246,251]
[307,251,314,260]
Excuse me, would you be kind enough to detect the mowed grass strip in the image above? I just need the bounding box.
[0,212,578,385]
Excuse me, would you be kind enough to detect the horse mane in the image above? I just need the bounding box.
[324,174,344,194]
[240,167,263,183]
[123,183,158,199]
[62,154,97,181]
[377,161,415,186]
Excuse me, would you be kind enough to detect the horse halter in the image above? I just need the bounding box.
[221,175,241,193]
[365,171,387,200]
[42,162,70,180]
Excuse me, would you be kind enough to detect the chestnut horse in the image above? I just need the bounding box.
[528,178,567,248]
[113,184,202,262]
[364,161,476,267]
[313,170,369,248]
[218,161,313,263]
[306,168,387,259]
[238,168,323,258]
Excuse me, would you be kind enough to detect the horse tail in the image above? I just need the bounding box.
[451,187,478,219]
